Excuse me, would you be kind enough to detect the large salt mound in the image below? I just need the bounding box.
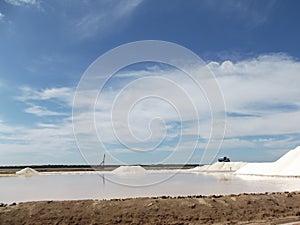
[191,162,247,172]
[112,166,146,176]
[235,146,300,176]
[16,167,39,177]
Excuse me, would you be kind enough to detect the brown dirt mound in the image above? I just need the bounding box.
[1,192,300,224]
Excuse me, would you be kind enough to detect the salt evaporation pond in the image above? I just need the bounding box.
[2,146,300,203]
[1,169,300,204]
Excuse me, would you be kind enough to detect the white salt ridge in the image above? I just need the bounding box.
[235,146,300,177]
[191,162,247,172]
[16,167,39,177]
[112,166,146,176]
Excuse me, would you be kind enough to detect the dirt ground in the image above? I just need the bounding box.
[1,192,300,225]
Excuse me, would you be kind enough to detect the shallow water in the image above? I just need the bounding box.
[1,170,300,203]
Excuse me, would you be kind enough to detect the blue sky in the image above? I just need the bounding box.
[0,0,300,165]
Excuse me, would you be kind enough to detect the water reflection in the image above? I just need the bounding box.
[101,174,105,185]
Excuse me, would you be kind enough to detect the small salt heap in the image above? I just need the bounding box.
[112,166,146,177]
[16,167,39,177]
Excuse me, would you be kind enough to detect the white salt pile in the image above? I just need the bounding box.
[16,167,39,177]
[112,166,146,177]
[191,162,247,172]
[235,146,300,177]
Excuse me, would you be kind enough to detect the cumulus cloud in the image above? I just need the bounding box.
[210,54,300,117]
[75,53,300,163]
[206,54,300,157]
[3,53,300,165]
[73,64,217,164]
[91,54,300,138]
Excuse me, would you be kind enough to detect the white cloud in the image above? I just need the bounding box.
[0,12,5,22]
[210,54,300,121]
[4,0,37,6]
[209,56,300,137]
[0,86,79,165]
[73,0,143,40]
[75,68,210,145]
[0,117,80,165]
[74,53,300,164]
[24,104,67,117]
[18,86,74,105]
[3,54,300,165]
[37,123,58,128]
[16,86,74,118]
[0,119,24,134]
[205,54,300,157]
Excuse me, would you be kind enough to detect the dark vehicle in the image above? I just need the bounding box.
[218,156,230,162]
